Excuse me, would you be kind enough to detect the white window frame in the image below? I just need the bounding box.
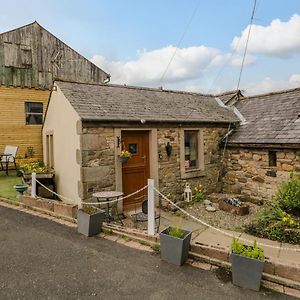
[180,128,204,179]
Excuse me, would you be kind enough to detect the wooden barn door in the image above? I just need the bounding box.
[122,131,150,211]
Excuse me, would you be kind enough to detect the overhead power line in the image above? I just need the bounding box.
[236,0,257,91]
[158,0,201,86]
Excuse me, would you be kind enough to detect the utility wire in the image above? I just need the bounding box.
[236,0,257,90]
[158,1,201,86]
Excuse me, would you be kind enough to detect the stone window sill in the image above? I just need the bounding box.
[181,169,205,179]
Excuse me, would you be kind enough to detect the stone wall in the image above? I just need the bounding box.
[223,148,300,203]
[157,127,227,199]
[79,127,116,201]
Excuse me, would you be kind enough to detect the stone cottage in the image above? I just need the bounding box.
[223,87,300,203]
[43,80,238,210]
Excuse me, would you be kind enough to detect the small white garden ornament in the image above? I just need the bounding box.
[184,183,192,202]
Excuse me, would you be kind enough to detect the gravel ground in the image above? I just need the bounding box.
[120,198,264,233]
[184,201,263,232]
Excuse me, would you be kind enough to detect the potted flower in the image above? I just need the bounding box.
[19,159,54,179]
[118,150,131,163]
[231,238,265,291]
[77,206,105,237]
[160,226,192,266]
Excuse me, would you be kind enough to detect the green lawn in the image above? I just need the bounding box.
[0,171,23,201]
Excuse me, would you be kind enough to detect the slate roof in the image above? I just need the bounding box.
[228,87,300,146]
[56,80,238,124]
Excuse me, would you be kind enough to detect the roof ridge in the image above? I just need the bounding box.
[55,79,216,97]
[0,20,38,36]
[241,86,300,100]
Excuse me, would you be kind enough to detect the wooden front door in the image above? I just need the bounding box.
[122,131,150,210]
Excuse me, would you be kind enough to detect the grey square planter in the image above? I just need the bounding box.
[77,208,105,237]
[160,227,192,266]
[231,253,264,291]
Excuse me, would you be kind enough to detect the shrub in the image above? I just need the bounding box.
[245,204,300,244]
[275,172,300,216]
[231,238,264,261]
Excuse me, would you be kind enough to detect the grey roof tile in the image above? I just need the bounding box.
[56,81,238,124]
[228,87,300,145]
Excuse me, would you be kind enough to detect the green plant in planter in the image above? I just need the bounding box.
[19,159,52,174]
[168,226,184,239]
[231,238,264,261]
[80,206,99,215]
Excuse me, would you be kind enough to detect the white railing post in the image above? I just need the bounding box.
[31,172,36,198]
[147,178,155,236]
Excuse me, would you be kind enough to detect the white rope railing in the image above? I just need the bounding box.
[34,174,300,252]
[35,178,148,206]
[35,179,74,204]
[154,187,300,253]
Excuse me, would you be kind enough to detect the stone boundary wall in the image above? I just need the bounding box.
[21,196,77,219]
[223,148,300,202]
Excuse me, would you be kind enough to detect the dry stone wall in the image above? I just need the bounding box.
[223,148,300,203]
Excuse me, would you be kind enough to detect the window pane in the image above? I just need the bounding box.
[25,102,43,125]
[184,131,198,170]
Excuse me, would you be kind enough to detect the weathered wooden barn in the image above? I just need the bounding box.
[0,21,109,158]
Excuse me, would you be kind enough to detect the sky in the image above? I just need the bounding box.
[1,0,300,95]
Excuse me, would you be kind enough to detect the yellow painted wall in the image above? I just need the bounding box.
[0,86,49,159]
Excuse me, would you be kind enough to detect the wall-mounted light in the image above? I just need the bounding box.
[117,136,121,148]
[165,142,172,157]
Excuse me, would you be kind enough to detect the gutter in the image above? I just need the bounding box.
[81,117,238,125]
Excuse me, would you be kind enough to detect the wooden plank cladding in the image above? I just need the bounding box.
[0,86,49,158]
[0,21,109,89]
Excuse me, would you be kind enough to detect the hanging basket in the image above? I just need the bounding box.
[118,156,130,163]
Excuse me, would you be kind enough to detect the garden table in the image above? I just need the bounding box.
[92,191,124,224]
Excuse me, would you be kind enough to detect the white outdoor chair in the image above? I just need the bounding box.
[0,145,18,175]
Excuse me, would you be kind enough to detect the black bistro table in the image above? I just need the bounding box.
[92,191,124,224]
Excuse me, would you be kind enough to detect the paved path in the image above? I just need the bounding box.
[160,210,300,265]
[0,206,294,300]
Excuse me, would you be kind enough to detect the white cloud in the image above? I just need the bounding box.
[91,45,220,86]
[91,45,254,87]
[242,74,300,95]
[232,14,300,57]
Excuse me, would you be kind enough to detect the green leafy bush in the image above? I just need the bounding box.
[231,238,264,261]
[275,172,300,216]
[245,205,300,244]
